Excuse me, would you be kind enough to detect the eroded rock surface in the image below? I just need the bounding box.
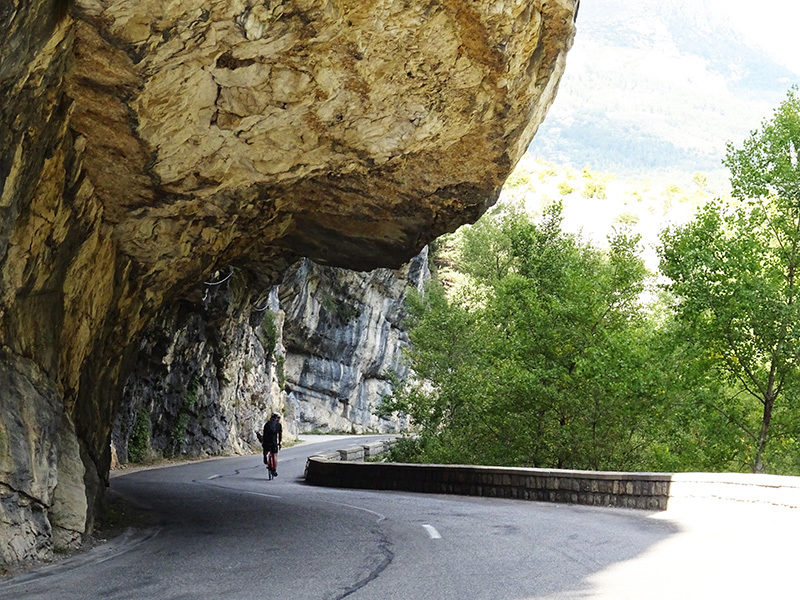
[281,253,428,433]
[0,0,577,565]
[113,250,426,465]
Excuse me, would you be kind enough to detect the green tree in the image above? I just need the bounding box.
[384,281,496,464]
[725,86,800,203]
[455,203,528,285]
[639,313,751,472]
[385,204,660,470]
[660,88,800,473]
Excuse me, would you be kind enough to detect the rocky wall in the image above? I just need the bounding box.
[113,249,427,465]
[280,250,428,433]
[1,0,577,565]
[113,278,286,465]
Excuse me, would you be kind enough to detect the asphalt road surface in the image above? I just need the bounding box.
[3,435,798,599]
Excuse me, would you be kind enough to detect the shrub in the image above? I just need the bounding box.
[128,407,151,463]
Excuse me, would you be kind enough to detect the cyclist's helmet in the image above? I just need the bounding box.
[272,412,281,419]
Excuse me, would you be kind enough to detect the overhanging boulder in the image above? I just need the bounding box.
[0,0,578,565]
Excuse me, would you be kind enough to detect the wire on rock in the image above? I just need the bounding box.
[204,269,234,286]
[252,299,271,312]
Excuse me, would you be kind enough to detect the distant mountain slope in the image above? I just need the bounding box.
[498,156,716,272]
[528,0,798,176]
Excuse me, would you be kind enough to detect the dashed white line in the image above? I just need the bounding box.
[422,524,442,539]
[199,480,281,499]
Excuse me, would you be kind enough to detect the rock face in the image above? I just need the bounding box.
[113,249,427,465]
[113,280,285,465]
[281,252,428,433]
[0,0,577,565]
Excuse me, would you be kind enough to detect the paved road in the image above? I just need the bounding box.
[2,436,798,599]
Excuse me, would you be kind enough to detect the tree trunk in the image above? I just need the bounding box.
[753,394,775,473]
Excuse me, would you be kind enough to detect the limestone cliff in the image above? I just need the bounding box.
[281,251,428,433]
[113,278,286,465]
[113,250,426,465]
[0,0,577,565]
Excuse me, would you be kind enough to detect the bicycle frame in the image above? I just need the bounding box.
[266,450,277,479]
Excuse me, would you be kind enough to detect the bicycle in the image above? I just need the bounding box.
[259,413,282,480]
[266,448,277,480]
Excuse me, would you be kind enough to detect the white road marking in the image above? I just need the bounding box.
[422,524,442,539]
[198,480,282,499]
[232,489,282,500]
[320,499,387,523]
[207,474,222,480]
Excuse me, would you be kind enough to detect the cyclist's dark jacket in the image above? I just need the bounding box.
[262,419,282,454]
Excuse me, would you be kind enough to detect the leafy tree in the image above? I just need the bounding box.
[638,314,751,472]
[660,88,800,473]
[385,204,662,470]
[455,203,528,285]
[725,86,800,203]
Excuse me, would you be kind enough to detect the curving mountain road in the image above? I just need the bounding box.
[2,436,797,599]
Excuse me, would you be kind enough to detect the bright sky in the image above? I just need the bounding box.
[533,0,800,178]
[723,0,800,75]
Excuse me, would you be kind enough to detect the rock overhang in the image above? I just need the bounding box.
[0,0,578,565]
[68,0,578,278]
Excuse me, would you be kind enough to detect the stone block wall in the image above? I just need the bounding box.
[305,444,800,511]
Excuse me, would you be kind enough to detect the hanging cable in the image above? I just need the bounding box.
[252,298,271,312]
[204,268,234,286]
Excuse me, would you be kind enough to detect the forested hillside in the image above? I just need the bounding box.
[529,0,797,176]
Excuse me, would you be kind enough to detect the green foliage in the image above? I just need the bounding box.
[384,204,665,470]
[505,169,532,188]
[260,310,278,359]
[171,413,189,454]
[582,182,606,199]
[171,378,200,455]
[557,181,574,195]
[321,295,337,314]
[337,303,360,323]
[660,199,800,473]
[128,407,151,463]
[616,212,639,226]
[633,319,750,472]
[581,167,609,199]
[321,295,360,324]
[724,86,800,203]
[660,88,800,473]
[454,202,528,285]
[382,88,800,475]
[692,172,708,188]
[276,354,286,389]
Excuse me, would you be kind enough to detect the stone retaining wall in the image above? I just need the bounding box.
[304,442,800,511]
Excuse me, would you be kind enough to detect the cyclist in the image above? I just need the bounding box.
[262,412,283,477]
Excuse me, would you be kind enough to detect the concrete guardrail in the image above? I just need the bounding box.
[304,440,800,511]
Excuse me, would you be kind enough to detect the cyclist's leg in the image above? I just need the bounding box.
[272,450,278,476]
